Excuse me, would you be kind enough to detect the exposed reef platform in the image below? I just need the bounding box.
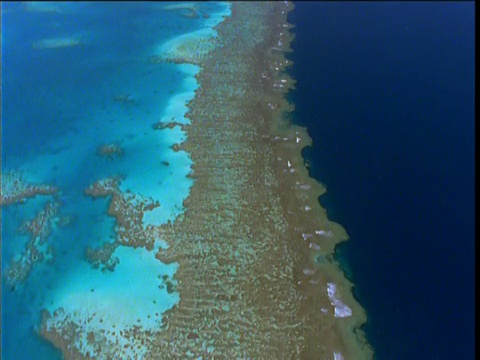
[39,2,373,359]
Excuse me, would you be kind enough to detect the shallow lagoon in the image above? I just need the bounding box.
[1,2,231,358]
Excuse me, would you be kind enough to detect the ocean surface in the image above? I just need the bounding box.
[1,2,230,359]
[288,2,475,359]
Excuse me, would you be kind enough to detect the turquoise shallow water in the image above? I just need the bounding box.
[1,2,230,358]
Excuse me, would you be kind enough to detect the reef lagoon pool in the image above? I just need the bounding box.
[1,2,230,358]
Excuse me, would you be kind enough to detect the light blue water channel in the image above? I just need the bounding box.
[1,2,231,358]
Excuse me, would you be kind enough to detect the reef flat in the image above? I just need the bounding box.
[38,2,373,358]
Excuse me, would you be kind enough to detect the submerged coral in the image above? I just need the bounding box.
[96,143,124,160]
[162,3,200,19]
[1,170,58,206]
[32,37,82,50]
[5,199,61,286]
[83,177,161,270]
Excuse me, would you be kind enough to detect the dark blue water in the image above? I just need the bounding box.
[287,2,475,359]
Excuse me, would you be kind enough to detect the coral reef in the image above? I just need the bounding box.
[39,2,373,359]
[1,170,58,206]
[4,199,61,286]
[83,177,161,270]
[32,37,82,50]
[152,121,185,131]
[113,94,136,104]
[23,2,63,14]
[162,3,200,19]
[96,143,124,159]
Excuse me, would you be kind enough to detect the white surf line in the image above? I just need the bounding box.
[327,282,352,318]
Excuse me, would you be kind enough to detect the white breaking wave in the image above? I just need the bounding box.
[327,282,352,318]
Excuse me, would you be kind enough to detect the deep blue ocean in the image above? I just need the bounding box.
[288,2,475,359]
